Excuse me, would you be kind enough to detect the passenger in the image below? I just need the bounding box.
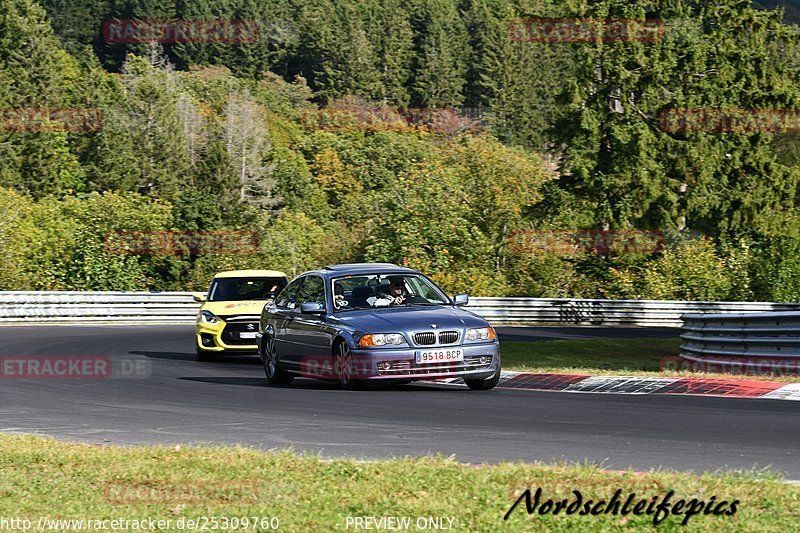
[333,283,348,308]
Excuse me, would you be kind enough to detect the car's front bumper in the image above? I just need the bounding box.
[196,319,259,353]
[347,341,500,381]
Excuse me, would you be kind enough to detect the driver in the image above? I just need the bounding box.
[377,276,427,306]
[386,276,407,305]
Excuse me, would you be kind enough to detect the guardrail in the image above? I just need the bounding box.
[680,311,800,369]
[0,292,199,324]
[1,292,798,326]
[468,298,799,327]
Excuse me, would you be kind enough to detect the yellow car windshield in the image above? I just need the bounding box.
[208,277,287,301]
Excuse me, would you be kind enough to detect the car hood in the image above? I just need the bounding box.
[333,305,488,333]
[202,300,269,318]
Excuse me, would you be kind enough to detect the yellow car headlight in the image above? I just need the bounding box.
[198,310,220,325]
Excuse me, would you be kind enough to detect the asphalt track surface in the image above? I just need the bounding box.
[1,325,798,477]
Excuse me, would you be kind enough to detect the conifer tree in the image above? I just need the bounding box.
[409,0,470,107]
[554,0,800,237]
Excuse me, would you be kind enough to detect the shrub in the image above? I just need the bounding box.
[750,237,800,302]
[638,238,733,301]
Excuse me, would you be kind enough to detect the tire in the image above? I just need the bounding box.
[464,369,500,390]
[263,335,294,385]
[196,347,219,362]
[333,340,365,390]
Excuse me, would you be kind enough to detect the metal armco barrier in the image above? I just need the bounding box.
[468,298,799,327]
[680,311,800,368]
[0,292,798,326]
[0,292,199,324]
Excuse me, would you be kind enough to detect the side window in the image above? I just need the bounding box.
[275,278,303,309]
[297,276,326,307]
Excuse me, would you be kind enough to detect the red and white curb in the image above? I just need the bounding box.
[434,372,800,400]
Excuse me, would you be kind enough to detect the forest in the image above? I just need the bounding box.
[1,0,800,301]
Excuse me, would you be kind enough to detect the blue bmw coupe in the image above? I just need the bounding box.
[257,263,500,389]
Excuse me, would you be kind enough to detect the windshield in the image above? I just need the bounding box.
[332,273,449,311]
[208,277,287,302]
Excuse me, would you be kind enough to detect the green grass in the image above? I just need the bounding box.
[0,435,798,532]
[500,339,800,382]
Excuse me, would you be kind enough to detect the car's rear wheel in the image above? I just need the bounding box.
[464,369,500,390]
[263,335,293,385]
[333,341,364,390]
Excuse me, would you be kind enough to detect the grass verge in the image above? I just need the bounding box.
[1,435,798,531]
[501,339,800,382]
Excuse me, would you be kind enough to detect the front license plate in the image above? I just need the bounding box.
[238,332,257,339]
[415,349,464,364]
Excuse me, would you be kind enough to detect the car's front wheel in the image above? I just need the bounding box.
[263,335,293,385]
[464,369,500,390]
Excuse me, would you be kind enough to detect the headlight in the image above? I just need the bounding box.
[359,333,405,347]
[198,310,220,325]
[465,327,496,341]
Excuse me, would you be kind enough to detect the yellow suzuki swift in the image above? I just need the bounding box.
[193,270,288,361]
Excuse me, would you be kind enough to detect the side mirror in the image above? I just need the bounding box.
[453,294,469,306]
[192,293,207,302]
[300,302,326,315]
